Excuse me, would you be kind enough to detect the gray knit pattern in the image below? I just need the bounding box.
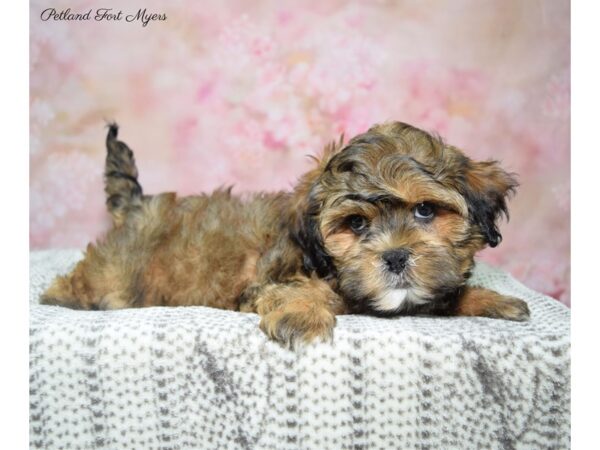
[30,249,570,450]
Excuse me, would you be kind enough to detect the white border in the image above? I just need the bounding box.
[572,0,599,448]
[0,1,29,448]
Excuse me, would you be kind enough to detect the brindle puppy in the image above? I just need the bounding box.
[42,121,529,347]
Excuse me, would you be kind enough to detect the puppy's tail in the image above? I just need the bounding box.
[104,123,143,226]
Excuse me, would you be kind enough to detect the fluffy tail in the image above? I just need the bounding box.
[104,123,143,226]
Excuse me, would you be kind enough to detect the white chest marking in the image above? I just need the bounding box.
[375,289,409,312]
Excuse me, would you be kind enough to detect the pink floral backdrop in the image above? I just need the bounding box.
[30,0,570,305]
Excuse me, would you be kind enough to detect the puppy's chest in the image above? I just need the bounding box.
[375,289,410,311]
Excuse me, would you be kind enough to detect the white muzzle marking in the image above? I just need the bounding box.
[374,288,409,312]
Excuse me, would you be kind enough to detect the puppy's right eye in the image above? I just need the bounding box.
[348,215,368,234]
[414,202,435,221]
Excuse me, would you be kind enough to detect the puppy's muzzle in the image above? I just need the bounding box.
[382,248,410,274]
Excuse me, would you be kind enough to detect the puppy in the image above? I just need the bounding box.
[41,121,529,347]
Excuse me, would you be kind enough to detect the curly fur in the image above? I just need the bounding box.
[41,121,528,347]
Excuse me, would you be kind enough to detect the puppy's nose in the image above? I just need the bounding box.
[382,249,410,274]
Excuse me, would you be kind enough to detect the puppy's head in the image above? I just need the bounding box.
[291,122,517,315]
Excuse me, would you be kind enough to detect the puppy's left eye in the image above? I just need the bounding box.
[347,215,368,234]
[414,202,435,220]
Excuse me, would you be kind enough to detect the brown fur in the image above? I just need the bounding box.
[41,121,529,347]
[455,286,531,319]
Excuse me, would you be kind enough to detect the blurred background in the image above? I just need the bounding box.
[30,0,570,305]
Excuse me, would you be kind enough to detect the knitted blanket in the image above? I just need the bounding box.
[29,249,570,450]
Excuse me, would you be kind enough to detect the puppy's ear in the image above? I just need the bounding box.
[462,160,518,248]
[288,139,343,278]
[291,202,336,278]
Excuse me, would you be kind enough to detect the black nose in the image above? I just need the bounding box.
[382,249,410,274]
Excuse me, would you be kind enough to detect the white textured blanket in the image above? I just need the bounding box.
[30,249,570,450]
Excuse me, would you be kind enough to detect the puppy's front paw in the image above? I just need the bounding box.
[489,295,530,321]
[455,287,531,322]
[259,305,336,349]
